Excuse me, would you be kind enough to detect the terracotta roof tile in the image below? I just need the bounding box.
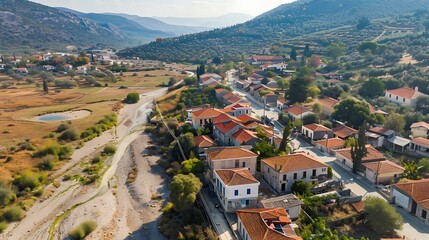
[369,127,395,136]
[222,92,234,100]
[237,208,301,240]
[213,113,241,124]
[194,135,217,148]
[332,125,358,139]
[363,160,404,174]
[237,114,258,124]
[262,153,328,173]
[215,88,227,93]
[249,55,284,62]
[393,179,429,208]
[335,145,385,162]
[315,138,345,149]
[215,168,259,186]
[411,137,429,147]
[206,147,258,160]
[303,124,332,132]
[214,120,242,133]
[232,129,259,144]
[227,96,243,105]
[386,87,424,99]
[192,108,223,119]
[410,122,429,130]
[284,105,312,116]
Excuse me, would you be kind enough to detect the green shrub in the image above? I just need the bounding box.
[125,92,139,104]
[162,202,174,213]
[37,155,56,171]
[151,194,162,200]
[32,188,44,197]
[56,123,71,133]
[19,142,36,151]
[91,154,102,164]
[103,145,116,155]
[0,221,8,232]
[13,171,46,191]
[69,220,97,239]
[2,206,25,222]
[58,128,79,141]
[0,185,16,206]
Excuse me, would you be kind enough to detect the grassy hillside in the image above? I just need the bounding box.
[118,0,429,62]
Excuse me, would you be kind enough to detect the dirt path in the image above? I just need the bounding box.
[3,88,168,240]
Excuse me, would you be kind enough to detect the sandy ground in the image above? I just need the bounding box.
[3,88,169,240]
[31,109,92,121]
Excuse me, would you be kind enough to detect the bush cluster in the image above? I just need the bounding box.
[69,220,97,239]
[33,142,73,160]
[80,114,117,142]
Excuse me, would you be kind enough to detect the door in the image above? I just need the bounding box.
[281,183,286,191]
[411,201,417,215]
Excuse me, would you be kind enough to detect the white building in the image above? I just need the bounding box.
[362,160,404,185]
[385,87,426,106]
[261,153,328,193]
[259,194,304,220]
[213,168,259,212]
[410,122,429,138]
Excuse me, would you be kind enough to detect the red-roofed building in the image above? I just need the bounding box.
[318,97,339,116]
[194,135,217,153]
[301,124,334,141]
[314,137,345,155]
[247,55,284,65]
[410,121,429,138]
[385,87,426,106]
[261,153,328,193]
[335,145,385,170]
[214,168,260,212]
[191,108,224,129]
[284,105,313,121]
[205,147,258,175]
[363,160,404,184]
[391,179,429,224]
[237,208,301,240]
[332,125,358,140]
[214,120,244,146]
[232,129,261,147]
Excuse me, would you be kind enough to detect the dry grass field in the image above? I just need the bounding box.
[156,86,187,113]
[110,70,187,87]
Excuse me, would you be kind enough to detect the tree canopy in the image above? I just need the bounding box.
[332,99,372,129]
[169,173,203,213]
[364,196,403,234]
[359,77,385,98]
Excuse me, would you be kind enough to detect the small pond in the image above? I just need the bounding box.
[35,110,92,122]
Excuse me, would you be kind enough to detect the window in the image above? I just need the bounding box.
[293,173,297,179]
[396,96,399,100]
[234,190,239,196]
[242,162,246,167]
[283,174,287,181]
[403,98,405,102]
[422,210,427,219]
[322,168,326,172]
[247,189,251,194]
[312,169,317,177]
[245,200,249,206]
[389,94,391,98]
[302,171,307,179]
[235,160,240,168]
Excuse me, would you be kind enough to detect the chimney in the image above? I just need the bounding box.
[415,86,419,92]
[274,164,278,171]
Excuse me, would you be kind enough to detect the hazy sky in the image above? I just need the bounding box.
[30,0,294,18]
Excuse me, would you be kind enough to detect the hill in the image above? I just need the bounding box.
[118,0,429,62]
[0,0,126,52]
[112,13,209,35]
[154,13,254,28]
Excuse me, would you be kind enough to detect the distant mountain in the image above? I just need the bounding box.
[111,13,209,35]
[119,0,429,62]
[0,0,126,52]
[57,8,173,42]
[154,13,254,28]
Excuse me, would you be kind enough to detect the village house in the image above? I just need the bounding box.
[385,136,410,153]
[200,73,222,81]
[76,65,88,74]
[231,128,261,147]
[391,179,429,225]
[368,126,395,147]
[15,68,28,75]
[318,97,339,117]
[215,88,230,101]
[261,153,328,193]
[408,137,429,157]
[362,160,404,185]
[301,124,334,141]
[332,125,358,140]
[191,108,223,129]
[314,137,345,155]
[235,79,252,90]
[410,122,429,138]
[259,194,304,220]
[205,147,258,176]
[223,103,251,117]
[43,65,56,71]
[63,64,73,71]
[42,53,52,61]
[385,87,426,107]
[284,105,313,121]
[237,208,301,240]
[277,98,286,110]
[194,135,217,154]
[213,168,259,212]
[366,132,384,148]
[246,55,284,66]
[335,144,385,171]
[213,120,243,146]
[262,62,288,71]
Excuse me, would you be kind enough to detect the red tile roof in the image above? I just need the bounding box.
[206,147,258,160]
[222,92,234,100]
[215,120,242,133]
[237,114,259,124]
[262,153,328,173]
[213,113,240,124]
[335,145,385,162]
[318,97,338,109]
[410,122,429,130]
[249,55,284,62]
[227,96,243,105]
[315,138,345,149]
[237,208,301,240]
[232,129,259,144]
[215,88,227,93]
[411,137,429,147]
[363,160,404,174]
[215,168,259,186]
[369,127,394,136]
[303,124,332,132]
[208,82,219,87]
[284,105,311,116]
[393,179,429,209]
[386,87,424,99]
[332,125,358,139]
[194,135,217,148]
[192,108,223,119]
